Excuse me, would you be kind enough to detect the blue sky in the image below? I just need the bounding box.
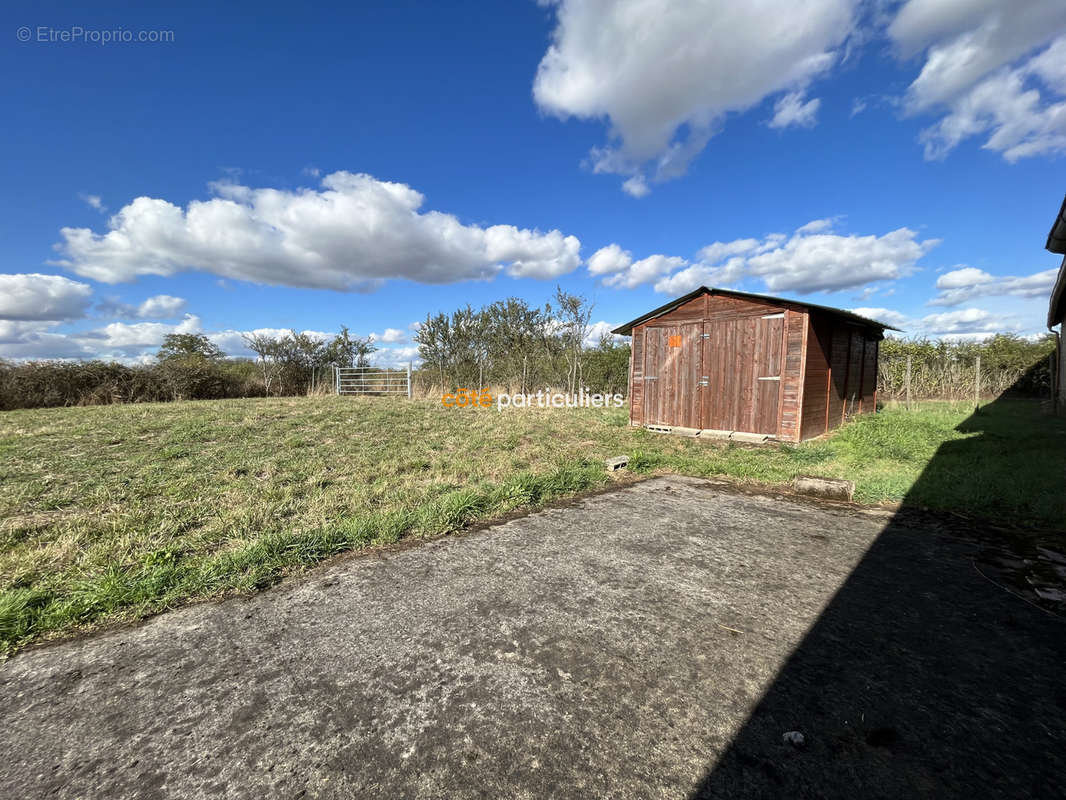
[2,0,1065,365]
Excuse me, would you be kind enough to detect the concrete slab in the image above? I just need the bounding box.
[1,477,1063,799]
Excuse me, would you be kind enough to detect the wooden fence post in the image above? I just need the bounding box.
[974,354,981,410]
[905,354,912,411]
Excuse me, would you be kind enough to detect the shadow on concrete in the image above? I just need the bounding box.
[689,389,1066,798]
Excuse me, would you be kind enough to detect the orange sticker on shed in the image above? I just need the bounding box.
[667,334,682,347]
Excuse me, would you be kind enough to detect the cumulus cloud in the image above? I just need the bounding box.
[377,328,406,343]
[81,315,203,350]
[919,307,1018,336]
[602,254,687,290]
[929,265,1058,305]
[533,0,857,193]
[768,91,822,129]
[647,220,937,296]
[0,273,93,321]
[888,2,1066,160]
[53,172,582,290]
[0,314,203,362]
[587,243,633,275]
[849,307,909,328]
[80,193,106,212]
[583,320,625,348]
[373,345,420,368]
[97,294,188,319]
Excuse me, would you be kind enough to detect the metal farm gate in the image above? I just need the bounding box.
[335,364,412,398]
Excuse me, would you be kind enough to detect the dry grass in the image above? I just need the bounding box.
[1,394,1061,655]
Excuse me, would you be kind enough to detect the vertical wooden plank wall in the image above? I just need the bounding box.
[860,337,878,412]
[827,325,850,432]
[800,315,833,440]
[629,326,644,425]
[623,291,882,440]
[777,309,807,442]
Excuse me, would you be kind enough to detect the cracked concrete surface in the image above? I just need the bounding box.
[1,476,1062,798]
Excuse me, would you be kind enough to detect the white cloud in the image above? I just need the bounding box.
[650,220,937,295]
[533,0,857,193]
[587,243,633,275]
[137,295,187,318]
[83,315,203,350]
[929,266,1058,305]
[696,238,761,262]
[653,261,742,296]
[53,172,582,290]
[377,327,406,343]
[919,307,1018,335]
[602,254,687,290]
[768,91,822,129]
[0,314,203,362]
[849,307,909,328]
[373,345,420,368]
[620,175,650,198]
[0,273,93,321]
[887,1,1066,161]
[794,218,835,234]
[80,193,106,212]
[98,294,189,319]
[583,320,625,348]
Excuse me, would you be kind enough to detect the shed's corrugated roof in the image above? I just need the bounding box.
[1047,194,1066,328]
[610,287,901,336]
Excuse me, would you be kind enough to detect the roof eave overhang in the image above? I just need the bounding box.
[610,286,899,336]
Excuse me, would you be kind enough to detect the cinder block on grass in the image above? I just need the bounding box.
[605,456,629,471]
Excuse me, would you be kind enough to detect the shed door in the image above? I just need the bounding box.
[701,314,784,434]
[642,323,702,428]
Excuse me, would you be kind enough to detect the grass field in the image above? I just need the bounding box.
[2,395,1063,655]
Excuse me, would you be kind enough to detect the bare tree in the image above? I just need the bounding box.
[552,287,594,395]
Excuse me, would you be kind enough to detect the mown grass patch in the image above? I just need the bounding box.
[1,394,1061,654]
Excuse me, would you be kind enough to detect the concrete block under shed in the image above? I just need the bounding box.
[729,431,770,444]
[793,475,855,501]
[697,429,732,440]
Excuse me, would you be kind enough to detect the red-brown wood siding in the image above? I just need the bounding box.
[642,323,702,427]
[844,328,865,420]
[801,314,834,440]
[778,309,807,442]
[629,326,644,425]
[827,325,850,431]
[621,291,880,440]
[700,313,783,433]
[861,336,878,412]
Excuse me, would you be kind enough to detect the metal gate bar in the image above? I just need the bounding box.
[335,363,412,398]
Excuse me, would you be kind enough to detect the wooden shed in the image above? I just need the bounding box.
[611,287,898,442]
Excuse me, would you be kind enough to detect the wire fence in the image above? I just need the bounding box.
[877,353,1054,407]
